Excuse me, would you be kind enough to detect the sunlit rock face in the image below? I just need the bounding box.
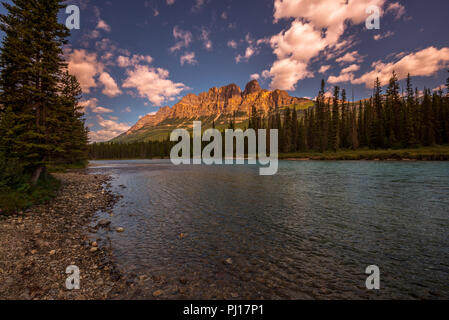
[125,80,308,136]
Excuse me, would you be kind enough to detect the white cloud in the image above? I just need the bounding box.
[166,0,175,5]
[235,33,267,63]
[96,19,111,32]
[353,47,449,87]
[89,115,131,142]
[170,27,193,52]
[386,2,406,20]
[79,98,114,114]
[250,73,260,80]
[336,51,364,64]
[318,65,331,73]
[264,0,386,90]
[374,31,394,41]
[180,52,198,66]
[227,40,238,49]
[200,28,213,50]
[66,49,103,93]
[236,47,255,63]
[328,64,360,84]
[117,54,153,68]
[122,65,189,106]
[99,72,122,97]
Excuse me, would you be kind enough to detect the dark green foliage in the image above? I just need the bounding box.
[0,1,87,213]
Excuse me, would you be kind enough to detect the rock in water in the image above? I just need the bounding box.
[97,220,111,228]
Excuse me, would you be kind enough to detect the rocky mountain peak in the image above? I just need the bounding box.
[121,81,309,140]
[243,80,262,96]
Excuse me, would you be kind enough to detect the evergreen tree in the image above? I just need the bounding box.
[372,78,385,148]
[0,0,85,183]
[330,86,340,151]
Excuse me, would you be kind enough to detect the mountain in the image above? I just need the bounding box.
[112,80,313,143]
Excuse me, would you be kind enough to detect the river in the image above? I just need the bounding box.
[88,160,449,299]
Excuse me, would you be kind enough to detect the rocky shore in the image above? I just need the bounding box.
[0,171,129,300]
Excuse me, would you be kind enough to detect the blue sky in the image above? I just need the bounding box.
[1,0,448,141]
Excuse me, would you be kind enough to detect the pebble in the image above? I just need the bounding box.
[116,227,125,233]
[152,290,163,297]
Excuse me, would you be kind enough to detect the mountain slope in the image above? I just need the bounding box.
[112,80,313,143]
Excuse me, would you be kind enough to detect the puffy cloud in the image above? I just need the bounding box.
[200,28,213,51]
[328,64,360,84]
[318,65,331,73]
[236,47,255,63]
[227,40,238,49]
[336,51,364,64]
[373,31,394,41]
[170,27,193,52]
[262,57,312,90]
[89,115,131,142]
[235,34,267,63]
[99,72,122,97]
[79,98,114,114]
[180,52,197,66]
[117,54,153,67]
[123,106,132,113]
[66,49,103,93]
[341,64,360,74]
[96,19,111,32]
[166,0,175,5]
[122,65,189,106]
[386,2,406,20]
[250,73,260,80]
[264,0,386,90]
[353,47,449,87]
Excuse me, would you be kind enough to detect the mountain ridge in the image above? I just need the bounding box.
[112,80,313,143]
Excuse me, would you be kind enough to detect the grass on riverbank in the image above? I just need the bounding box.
[0,158,85,216]
[280,145,449,161]
[0,174,61,216]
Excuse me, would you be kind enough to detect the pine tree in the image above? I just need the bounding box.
[372,78,385,148]
[291,107,299,152]
[283,107,292,153]
[330,86,340,151]
[58,71,89,164]
[422,89,435,146]
[386,72,402,147]
[0,0,85,183]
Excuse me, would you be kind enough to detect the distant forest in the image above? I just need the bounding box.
[89,72,449,160]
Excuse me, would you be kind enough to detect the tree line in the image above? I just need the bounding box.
[251,72,449,153]
[0,0,88,195]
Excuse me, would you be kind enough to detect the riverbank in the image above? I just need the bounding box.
[0,171,129,300]
[280,145,449,161]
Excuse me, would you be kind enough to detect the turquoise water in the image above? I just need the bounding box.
[89,160,449,299]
